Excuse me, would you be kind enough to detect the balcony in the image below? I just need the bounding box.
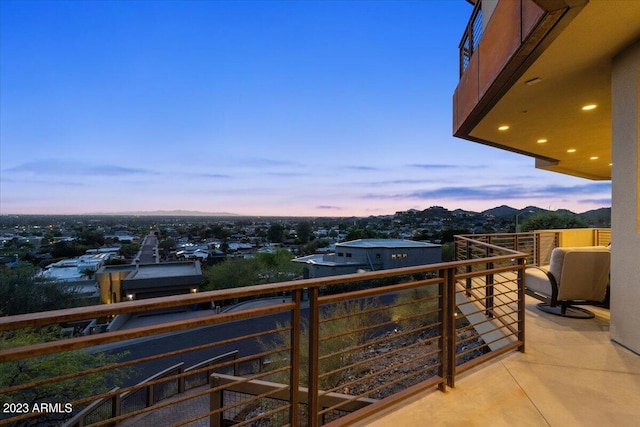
[350,296,640,426]
[454,0,640,181]
[2,229,638,426]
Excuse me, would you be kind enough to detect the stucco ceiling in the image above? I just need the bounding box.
[468,0,640,180]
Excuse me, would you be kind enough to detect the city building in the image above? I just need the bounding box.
[95,261,203,303]
[293,238,441,278]
[38,253,114,298]
[453,0,640,354]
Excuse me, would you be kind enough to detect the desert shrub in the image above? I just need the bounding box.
[259,298,386,390]
[391,284,440,336]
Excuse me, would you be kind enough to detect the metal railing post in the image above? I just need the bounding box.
[290,289,302,426]
[485,246,494,317]
[465,240,472,296]
[440,267,456,389]
[146,383,153,409]
[112,392,121,423]
[308,286,320,427]
[233,353,239,376]
[517,258,526,353]
[209,376,222,427]
[178,365,185,394]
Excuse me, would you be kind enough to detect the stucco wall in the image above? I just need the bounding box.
[611,39,640,355]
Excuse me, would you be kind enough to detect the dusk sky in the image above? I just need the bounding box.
[0,0,611,217]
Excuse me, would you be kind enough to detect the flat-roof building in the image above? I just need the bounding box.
[293,239,441,278]
[96,261,203,303]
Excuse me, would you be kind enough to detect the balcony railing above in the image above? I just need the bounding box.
[459,0,483,76]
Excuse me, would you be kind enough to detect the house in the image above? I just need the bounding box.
[293,238,441,278]
[453,0,640,355]
[95,261,203,303]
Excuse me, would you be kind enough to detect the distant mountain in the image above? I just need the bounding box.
[84,210,239,217]
[578,207,611,227]
[482,205,519,218]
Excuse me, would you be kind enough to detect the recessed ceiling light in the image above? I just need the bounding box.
[582,104,597,111]
[590,156,599,160]
[498,125,509,131]
[537,138,547,143]
[567,148,577,153]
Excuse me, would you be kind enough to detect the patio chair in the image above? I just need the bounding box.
[525,246,610,319]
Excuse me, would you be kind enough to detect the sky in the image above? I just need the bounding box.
[0,0,612,217]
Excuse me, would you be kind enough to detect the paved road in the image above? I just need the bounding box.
[106,293,399,387]
[107,309,296,386]
[137,233,157,264]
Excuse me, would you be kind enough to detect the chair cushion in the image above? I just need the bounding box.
[548,247,567,284]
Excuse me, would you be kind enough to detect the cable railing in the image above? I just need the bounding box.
[0,240,527,427]
[456,228,611,268]
[459,0,483,76]
[64,351,240,426]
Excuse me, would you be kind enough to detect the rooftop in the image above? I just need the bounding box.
[98,262,202,280]
[129,263,200,279]
[338,239,440,249]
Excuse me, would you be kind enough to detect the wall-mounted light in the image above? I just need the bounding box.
[190,288,198,293]
[127,294,134,301]
[567,149,577,153]
[582,104,597,111]
[498,125,509,131]
[590,156,599,160]
[537,138,547,144]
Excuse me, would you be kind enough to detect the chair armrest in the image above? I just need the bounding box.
[525,265,549,274]
[525,265,559,304]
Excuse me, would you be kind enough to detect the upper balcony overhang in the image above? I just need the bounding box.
[453,0,640,180]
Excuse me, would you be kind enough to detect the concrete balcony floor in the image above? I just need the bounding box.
[351,296,640,427]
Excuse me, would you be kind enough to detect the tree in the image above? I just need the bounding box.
[520,212,588,232]
[0,266,80,316]
[76,229,105,247]
[81,267,96,279]
[345,228,378,241]
[295,221,313,244]
[267,224,285,244]
[254,250,302,283]
[0,328,128,426]
[438,228,470,243]
[50,241,87,259]
[440,242,455,262]
[204,249,302,293]
[119,243,141,258]
[205,257,261,291]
